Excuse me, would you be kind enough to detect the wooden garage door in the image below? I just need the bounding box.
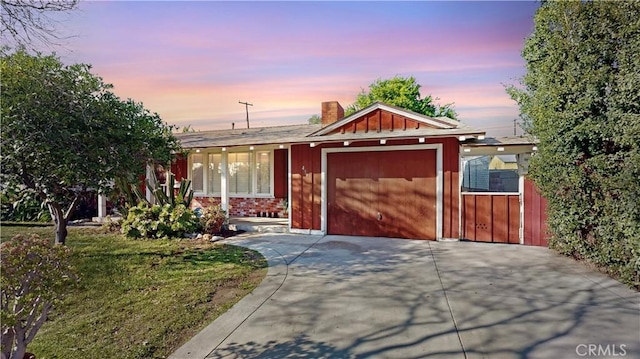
[327,149,437,240]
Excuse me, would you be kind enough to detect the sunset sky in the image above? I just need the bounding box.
[48,1,540,136]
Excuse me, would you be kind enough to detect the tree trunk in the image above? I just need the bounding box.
[47,202,67,245]
[46,196,80,245]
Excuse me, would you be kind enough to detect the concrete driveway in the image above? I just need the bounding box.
[170,234,639,359]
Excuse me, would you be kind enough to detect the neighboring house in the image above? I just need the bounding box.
[146,101,548,246]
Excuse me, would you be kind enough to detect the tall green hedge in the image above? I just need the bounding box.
[508,1,640,288]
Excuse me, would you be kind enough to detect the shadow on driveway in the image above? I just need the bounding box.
[172,234,639,359]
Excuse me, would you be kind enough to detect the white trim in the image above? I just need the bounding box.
[458,144,464,240]
[321,144,443,240]
[461,192,520,196]
[220,152,229,213]
[311,103,456,136]
[287,144,292,231]
[519,175,525,245]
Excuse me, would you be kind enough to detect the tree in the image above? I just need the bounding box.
[1,234,77,359]
[0,0,79,50]
[507,1,640,287]
[345,76,457,119]
[0,50,180,245]
[308,114,321,124]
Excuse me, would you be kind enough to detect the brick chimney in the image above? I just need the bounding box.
[321,101,344,127]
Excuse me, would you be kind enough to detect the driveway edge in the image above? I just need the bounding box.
[168,244,288,359]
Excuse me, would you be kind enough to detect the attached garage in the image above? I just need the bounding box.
[324,147,439,240]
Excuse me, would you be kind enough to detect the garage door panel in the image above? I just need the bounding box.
[328,152,379,236]
[328,149,437,240]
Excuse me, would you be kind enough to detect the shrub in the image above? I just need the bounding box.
[1,189,51,223]
[199,205,227,235]
[1,235,78,359]
[121,203,198,239]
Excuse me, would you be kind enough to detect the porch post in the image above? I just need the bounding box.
[145,164,155,204]
[221,152,229,215]
[97,193,107,218]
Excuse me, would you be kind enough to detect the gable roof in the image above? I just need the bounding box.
[309,102,460,137]
[307,101,484,141]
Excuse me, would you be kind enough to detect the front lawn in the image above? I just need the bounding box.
[0,225,267,359]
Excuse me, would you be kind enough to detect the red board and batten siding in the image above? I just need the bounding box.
[462,194,520,244]
[290,144,323,230]
[524,178,549,246]
[170,154,188,182]
[290,137,460,239]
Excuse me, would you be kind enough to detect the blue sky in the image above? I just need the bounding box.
[48,1,540,135]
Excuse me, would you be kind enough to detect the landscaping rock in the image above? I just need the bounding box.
[210,235,224,242]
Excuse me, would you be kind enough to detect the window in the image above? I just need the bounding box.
[256,151,271,194]
[208,153,222,194]
[189,149,272,196]
[462,155,520,193]
[228,152,251,194]
[191,153,203,192]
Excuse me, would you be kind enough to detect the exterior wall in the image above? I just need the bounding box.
[290,144,323,230]
[290,137,460,237]
[523,178,549,246]
[192,196,286,217]
[170,154,188,182]
[273,149,288,198]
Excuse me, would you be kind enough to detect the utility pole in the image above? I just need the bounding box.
[239,101,253,128]
[513,119,517,136]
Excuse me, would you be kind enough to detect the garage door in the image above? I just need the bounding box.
[327,149,437,239]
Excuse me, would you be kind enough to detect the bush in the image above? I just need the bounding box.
[121,203,198,239]
[1,189,51,223]
[199,205,227,235]
[1,235,78,359]
[508,1,640,289]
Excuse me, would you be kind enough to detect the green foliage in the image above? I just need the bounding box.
[308,114,321,124]
[146,171,193,208]
[508,1,640,288]
[0,50,180,244]
[0,226,266,359]
[1,234,78,359]
[345,76,457,119]
[199,205,228,235]
[121,203,198,239]
[1,188,51,222]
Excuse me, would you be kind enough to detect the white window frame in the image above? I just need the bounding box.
[188,147,275,198]
[460,154,520,195]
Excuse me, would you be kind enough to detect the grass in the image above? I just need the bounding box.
[1,224,267,359]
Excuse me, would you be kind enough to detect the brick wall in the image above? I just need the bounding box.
[192,196,287,218]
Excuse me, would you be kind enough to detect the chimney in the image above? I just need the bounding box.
[321,101,344,127]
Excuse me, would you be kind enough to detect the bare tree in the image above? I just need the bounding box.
[1,0,78,50]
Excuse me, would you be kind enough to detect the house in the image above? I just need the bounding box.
[148,101,548,246]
